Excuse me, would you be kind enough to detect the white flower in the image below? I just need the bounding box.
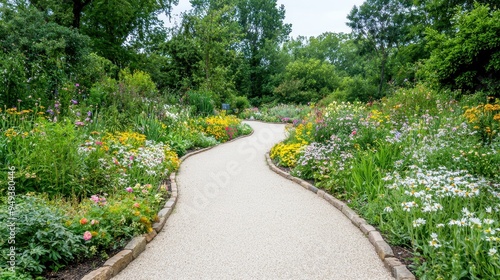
[429,239,441,248]
[383,206,393,213]
[459,218,468,227]
[430,233,438,239]
[484,228,496,235]
[484,219,495,225]
[469,217,482,227]
[413,218,426,228]
[436,223,445,228]
[488,248,497,256]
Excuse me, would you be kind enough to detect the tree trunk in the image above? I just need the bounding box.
[378,52,387,98]
[72,0,92,29]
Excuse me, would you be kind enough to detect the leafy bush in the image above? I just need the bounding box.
[187,90,215,116]
[422,4,500,97]
[231,96,250,114]
[0,196,86,276]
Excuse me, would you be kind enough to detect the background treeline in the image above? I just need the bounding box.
[1,0,499,110]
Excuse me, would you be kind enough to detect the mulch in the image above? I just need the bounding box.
[44,247,122,280]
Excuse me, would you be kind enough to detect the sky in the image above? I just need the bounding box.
[162,0,366,38]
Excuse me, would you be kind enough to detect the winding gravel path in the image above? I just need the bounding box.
[113,121,393,280]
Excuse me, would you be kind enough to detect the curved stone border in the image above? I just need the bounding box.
[81,129,254,280]
[265,153,416,280]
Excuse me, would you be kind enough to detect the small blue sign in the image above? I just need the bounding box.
[222,103,230,110]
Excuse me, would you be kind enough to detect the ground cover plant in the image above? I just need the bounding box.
[0,74,251,279]
[270,84,500,279]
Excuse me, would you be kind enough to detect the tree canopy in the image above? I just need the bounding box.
[1,0,498,108]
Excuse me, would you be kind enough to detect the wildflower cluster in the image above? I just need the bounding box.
[198,115,242,141]
[463,100,500,144]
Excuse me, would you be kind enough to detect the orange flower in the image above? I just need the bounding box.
[80,218,88,225]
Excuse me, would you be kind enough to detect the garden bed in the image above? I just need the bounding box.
[268,86,500,279]
[0,98,252,279]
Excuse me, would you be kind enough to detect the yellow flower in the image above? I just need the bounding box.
[270,143,305,167]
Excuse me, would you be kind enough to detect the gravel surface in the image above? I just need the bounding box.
[113,121,394,280]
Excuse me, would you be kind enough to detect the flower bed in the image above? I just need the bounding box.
[270,86,500,279]
[0,100,251,279]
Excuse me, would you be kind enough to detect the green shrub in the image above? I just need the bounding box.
[0,268,33,280]
[0,196,86,276]
[187,90,215,116]
[231,96,250,114]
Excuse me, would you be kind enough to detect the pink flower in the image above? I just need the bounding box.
[99,197,107,205]
[126,187,133,193]
[90,195,99,203]
[95,141,103,146]
[351,130,357,136]
[133,203,140,208]
[83,231,92,241]
[75,83,80,87]
[91,219,99,225]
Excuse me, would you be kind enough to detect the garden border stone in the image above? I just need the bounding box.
[265,152,416,280]
[103,250,133,277]
[80,128,255,280]
[124,236,147,259]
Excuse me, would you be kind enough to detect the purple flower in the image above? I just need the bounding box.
[87,111,92,117]
[75,83,80,87]
[54,102,60,109]
[46,109,54,115]
[76,112,81,117]
[71,99,78,105]
[75,121,85,127]
[126,187,133,193]
[90,195,99,203]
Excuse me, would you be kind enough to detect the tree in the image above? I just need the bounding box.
[422,4,500,97]
[273,58,340,104]
[235,0,291,102]
[25,0,178,65]
[413,0,496,35]
[347,0,415,97]
[190,0,241,102]
[162,0,242,104]
[0,2,91,107]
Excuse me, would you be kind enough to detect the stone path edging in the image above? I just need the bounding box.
[80,130,254,280]
[265,153,416,280]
